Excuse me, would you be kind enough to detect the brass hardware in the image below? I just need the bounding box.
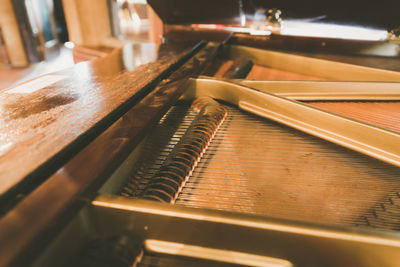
[237,79,400,101]
[144,239,292,267]
[92,195,400,267]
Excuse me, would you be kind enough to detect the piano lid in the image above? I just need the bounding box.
[148,0,399,30]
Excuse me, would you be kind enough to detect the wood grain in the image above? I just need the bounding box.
[0,42,197,203]
[0,0,28,66]
[62,0,112,46]
[72,45,115,63]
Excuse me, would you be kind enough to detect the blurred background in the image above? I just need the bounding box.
[0,0,397,91]
[0,0,155,90]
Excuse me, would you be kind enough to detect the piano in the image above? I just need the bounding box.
[1,1,400,266]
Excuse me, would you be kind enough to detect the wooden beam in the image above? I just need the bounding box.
[62,0,113,46]
[148,5,163,44]
[0,0,28,67]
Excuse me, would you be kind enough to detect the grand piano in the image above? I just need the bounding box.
[1,1,400,266]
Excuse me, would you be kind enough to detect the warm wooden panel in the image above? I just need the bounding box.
[213,60,233,78]
[148,5,164,44]
[0,0,28,67]
[62,0,112,46]
[0,66,31,91]
[0,42,196,201]
[72,45,115,63]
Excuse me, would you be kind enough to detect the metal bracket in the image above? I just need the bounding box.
[237,79,400,101]
[92,195,400,267]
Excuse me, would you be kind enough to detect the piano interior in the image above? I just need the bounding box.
[24,43,400,267]
[2,2,400,266]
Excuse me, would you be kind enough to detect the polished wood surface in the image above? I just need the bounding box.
[72,45,115,63]
[0,65,32,90]
[165,27,233,42]
[0,46,75,92]
[0,41,221,267]
[0,42,196,204]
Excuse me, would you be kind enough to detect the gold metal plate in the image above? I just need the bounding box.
[183,78,400,168]
[238,80,400,101]
[92,195,400,267]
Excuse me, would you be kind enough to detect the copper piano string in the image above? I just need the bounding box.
[186,78,400,168]
[119,99,400,229]
[138,97,227,203]
[117,58,400,230]
[355,190,400,230]
[309,101,400,133]
[120,105,199,198]
[175,104,400,227]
